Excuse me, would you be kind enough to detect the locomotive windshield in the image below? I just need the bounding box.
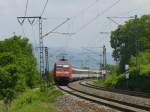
[56,64,69,71]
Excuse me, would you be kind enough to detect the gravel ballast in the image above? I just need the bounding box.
[56,94,120,112]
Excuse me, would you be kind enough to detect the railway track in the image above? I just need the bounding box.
[58,80,150,112]
[80,80,150,98]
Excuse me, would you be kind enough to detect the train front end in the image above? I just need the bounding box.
[54,59,72,84]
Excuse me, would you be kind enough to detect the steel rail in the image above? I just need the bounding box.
[57,81,150,112]
[80,81,150,98]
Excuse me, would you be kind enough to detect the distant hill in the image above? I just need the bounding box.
[33,47,116,70]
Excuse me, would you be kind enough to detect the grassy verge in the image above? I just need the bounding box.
[96,72,150,92]
[96,73,124,88]
[0,87,63,112]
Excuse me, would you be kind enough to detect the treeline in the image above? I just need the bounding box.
[111,15,150,73]
[0,36,39,102]
[99,15,150,92]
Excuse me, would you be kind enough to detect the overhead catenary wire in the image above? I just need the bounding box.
[107,17,120,25]
[107,16,136,25]
[41,0,119,39]
[18,0,29,37]
[31,25,38,50]
[20,0,28,36]
[25,0,29,16]
[117,2,150,16]
[68,0,100,33]
[100,0,121,15]
[21,25,26,37]
[49,32,75,36]
[74,0,121,34]
[42,0,100,39]
[71,0,100,19]
[82,47,102,56]
[41,0,49,17]
[43,18,70,38]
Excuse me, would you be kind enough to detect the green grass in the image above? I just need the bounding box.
[96,72,150,92]
[0,87,63,112]
[96,73,124,88]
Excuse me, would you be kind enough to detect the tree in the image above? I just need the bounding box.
[0,35,39,100]
[0,65,18,103]
[110,15,150,72]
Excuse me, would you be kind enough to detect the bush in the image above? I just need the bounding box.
[2,88,64,112]
[140,64,150,76]
[97,66,150,92]
[97,72,125,88]
[130,52,150,75]
[0,36,39,100]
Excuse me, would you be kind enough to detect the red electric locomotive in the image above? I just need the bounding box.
[53,58,72,84]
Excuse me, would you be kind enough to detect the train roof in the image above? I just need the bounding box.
[55,59,71,65]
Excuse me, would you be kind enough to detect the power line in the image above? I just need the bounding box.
[31,24,38,47]
[17,16,46,91]
[18,0,29,36]
[43,0,100,38]
[107,17,120,25]
[50,32,75,35]
[41,0,49,17]
[42,18,70,38]
[72,0,100,19]
[21,25,26,37]
[25,0,29,16]
[74,0,121,34]
[100,0,121,15]
[82,47,101,56]
[107,15,136,25]
[118,2,150,16]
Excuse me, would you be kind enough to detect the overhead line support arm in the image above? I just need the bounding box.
[42,18,70,38]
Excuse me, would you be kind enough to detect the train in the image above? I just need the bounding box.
[53,58,72,84]
[53,58,101,84]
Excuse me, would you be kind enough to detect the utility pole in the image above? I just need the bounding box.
[136,40,138,75]
[44,46,50,87]
[103,45,107,67]
[99,54,102,79]
[99,32,110,79]
[17,16,46,91]
[134,15,140,75]
[39,17,45,91]
[136,40,141,75]
[45,47,49,78]
[17,16,71,91]
[102,45,107,78]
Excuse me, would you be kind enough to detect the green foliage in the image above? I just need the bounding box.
[103,14,150,92]
[0,88,63,112]
[97,73,124,88]
[0,35,39,102]
[0,65,18,101]
[47,72,54,86]
[97,72,150,92]
[130,52,150,65]
[140,64,150,75]
[105,64,116,72]
[130,52,150,75]
[97,51,150,92]
[0,52,15,67]
[111,15,150,72]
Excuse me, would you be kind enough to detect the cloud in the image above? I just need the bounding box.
[0,0,150,52]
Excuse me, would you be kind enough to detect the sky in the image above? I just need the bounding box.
[1,0,150,53]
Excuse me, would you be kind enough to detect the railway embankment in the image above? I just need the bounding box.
[56,92,118,112]
[68,81,150,111]
[0,87,63,112]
